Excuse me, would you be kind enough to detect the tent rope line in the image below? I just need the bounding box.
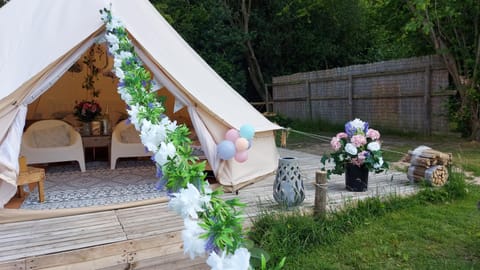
[284,128,407,157]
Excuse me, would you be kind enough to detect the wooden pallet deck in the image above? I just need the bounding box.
[0,148,417,269]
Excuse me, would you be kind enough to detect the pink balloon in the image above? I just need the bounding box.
[234,150,248,163]
[235,137,249,152]
[225,128,240,142]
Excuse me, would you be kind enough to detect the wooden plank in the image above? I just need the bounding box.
[0,216,123,248]
[116,207,171,219]
[25,240,133,269]
[37,255,128,270]
[118,213,181,227]
[0,211,116,231]
[24,233,185,270]
[97,263,130,270]
[0,260,24,270]
[131,251,208,270]
[0,225,125,253]
[123,226,182,240]
[130,231,182,251]
[120,216,182,229]
[131,242,184,262]
[0,216,120,244]
[115,203,169,215]
[0,230,127,262]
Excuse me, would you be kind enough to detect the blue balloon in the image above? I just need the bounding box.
[239,124,255,140]
[217,140,236,160]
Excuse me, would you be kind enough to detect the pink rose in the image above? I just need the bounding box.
[366,128,380,140]
[330,137,341,151]
[336,132,348,139]
[351,134,366,147]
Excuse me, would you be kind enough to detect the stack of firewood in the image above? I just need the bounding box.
[404,146,452,186]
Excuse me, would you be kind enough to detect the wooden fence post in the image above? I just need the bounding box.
[314,170,327,217]
[347,74,353,120]
[306,79,312,120]
[424,62,432,136]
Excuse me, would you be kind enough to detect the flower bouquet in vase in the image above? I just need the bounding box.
[321,118,389,191]
[73,100,102,135]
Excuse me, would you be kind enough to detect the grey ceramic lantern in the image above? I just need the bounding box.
[273,157,305,207]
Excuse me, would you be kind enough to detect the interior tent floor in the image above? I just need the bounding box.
[6,148,217,210]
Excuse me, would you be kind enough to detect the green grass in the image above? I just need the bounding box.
[249,172,480,269]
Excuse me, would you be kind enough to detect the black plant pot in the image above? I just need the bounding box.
[345,163,369,192]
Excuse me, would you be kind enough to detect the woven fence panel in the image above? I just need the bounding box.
[272,55,452,134]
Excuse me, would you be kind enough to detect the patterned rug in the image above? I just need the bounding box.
[20,159,166,210]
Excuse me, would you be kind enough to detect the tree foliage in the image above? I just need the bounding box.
[150,0,374,101]
[151,0,248,97]
[362,0,434,60]
[150,0,480,139]
[402,0,480,139]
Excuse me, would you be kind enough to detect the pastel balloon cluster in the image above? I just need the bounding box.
[217,124,255,163]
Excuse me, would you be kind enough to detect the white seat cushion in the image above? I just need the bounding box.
[120,125,141,144]
[32,124,70,147]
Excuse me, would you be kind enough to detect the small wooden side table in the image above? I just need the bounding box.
[17,166,45,203]
[82,134,111,161]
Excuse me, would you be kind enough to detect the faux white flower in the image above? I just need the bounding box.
[106,17,124,32]
[168,183,210,219]
[115,66,125,80]
[119,91,132,104]
[105,33,119,48]
[345,143,358,155]
[350,118,366,130]
[161,117,178,133]
[113,51,133,69]
[117,85,127,95]
[182,218,207,259]
[374,157,384,169]
[114,57,123,69]
[206,251,223,270]
[206,248,251,270]
[126,104,142,130]
[367,141,381,151]
[140,119,168,152]
[117,51,133,61]
[108,42,119,55]
[154,141,176,166]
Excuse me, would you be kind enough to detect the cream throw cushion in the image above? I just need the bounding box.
[120,125,141,144]
[32,125,71,147]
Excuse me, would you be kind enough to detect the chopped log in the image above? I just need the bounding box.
[410,156,434,167]
[407,165,448,186]
[407,146,453,167]
[425,165,449,186]
[422,149,452,166]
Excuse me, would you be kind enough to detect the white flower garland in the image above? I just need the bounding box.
[100,9,251,270]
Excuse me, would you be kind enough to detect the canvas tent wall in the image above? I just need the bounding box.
[0,0,281,207]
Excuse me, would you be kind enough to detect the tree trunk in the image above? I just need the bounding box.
[240,0,266,101]
[222,0,267,101]
[406,1,480,140]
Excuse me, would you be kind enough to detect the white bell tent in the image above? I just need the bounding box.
[0,0,281,207]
